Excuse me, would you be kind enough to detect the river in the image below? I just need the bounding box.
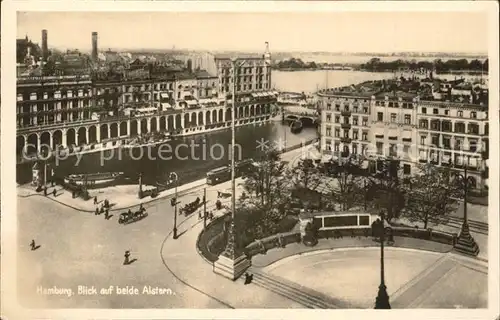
[17,69,471,185]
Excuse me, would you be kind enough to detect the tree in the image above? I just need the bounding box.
[325,157,366,211]
[402,164,459,229]
[288,158,320,190]
[366,159,406,222]
[241,148,288,211]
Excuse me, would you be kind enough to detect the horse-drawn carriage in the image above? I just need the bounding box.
[119,209,148,225]
[180,197,202,216]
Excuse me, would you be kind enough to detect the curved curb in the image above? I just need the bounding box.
[16,182,205,213]
[159,215,235,309]
[253,242,454,269]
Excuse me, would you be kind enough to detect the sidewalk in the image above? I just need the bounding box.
[17,179,206,212]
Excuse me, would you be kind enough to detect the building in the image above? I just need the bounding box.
[318,75,489,189]
[16,35,275,162]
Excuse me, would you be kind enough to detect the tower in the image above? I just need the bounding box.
[41,29,48,62]
[92,32,98,61]
[264,41,271,64]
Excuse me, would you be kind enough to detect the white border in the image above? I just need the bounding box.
[1,1,499,319]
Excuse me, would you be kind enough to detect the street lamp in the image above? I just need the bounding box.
[374,211,391,309]
[169,172,179,240]
[214,56,251,280]
[452,157,480,256]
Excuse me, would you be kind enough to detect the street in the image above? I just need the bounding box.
[17,179,239,308]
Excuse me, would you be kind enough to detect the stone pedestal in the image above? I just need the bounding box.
[454,222,479,256]
[213,222,251,280]
[214,254,251,280]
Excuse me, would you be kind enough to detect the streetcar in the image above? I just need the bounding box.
[206,166,231,185]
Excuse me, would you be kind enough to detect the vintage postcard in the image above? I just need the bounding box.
[1,1,499,319]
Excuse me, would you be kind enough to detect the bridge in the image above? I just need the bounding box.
[280,105,319,126]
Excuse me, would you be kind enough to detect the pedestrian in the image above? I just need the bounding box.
[217,191,221,198]
[94,196,97,205]
[105,209,109,220]
[95,207,99,215]
[244,272,253,285]
[216,200,222,210]
[52,189,57,197]
[209,211,214,220]
[100,205,104,214]
[30,239,36,251]
[123,250,131,265]
[43,187,47,196]
[202,195,206,203]
[104,199,109,208]
[198,211,202,220]
[139,203,143,212]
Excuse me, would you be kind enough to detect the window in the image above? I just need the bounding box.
[403,164,411,175]
[444,109,450,116]
[362,118,368,126]
[353,117,359,125]
[421,107,427,114]
[377,112,384,121]
[433,108,439,115]
[326,103,332,111]
[376,142,384,155]
[326,113,332,122]
[352,144,358,155]
[353,131,359,140]
[362,132,368,141]
[404,114,411,124]
[334,144,339,152]
[335,128,340,137]
[344,130,349,138]
[468,123,479,134]
[431,120,440,130]
[344,116,350,124]
[431,135,439,147]
[353,105,359,113]
[443,136,451,149]
[391,113,397,123]
[344,105,349,112]
[363,107,368,113]
[335,104,340,111]
[442,121,452,132]
[469,140,478,152]
[335,116,340,123]
[458,110,463,117]
[389,144,397,157]
[455,122,465,133]
[470,111,477,119]
[420,136,426,145]
[326,126,332,137]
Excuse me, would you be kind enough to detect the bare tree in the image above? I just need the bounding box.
[325,157,365,211]
[402,164,459,229]
[366,159,406,222]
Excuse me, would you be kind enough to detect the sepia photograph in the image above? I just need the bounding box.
[1,1,499,319]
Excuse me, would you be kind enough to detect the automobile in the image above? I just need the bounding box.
[118,209,148,225]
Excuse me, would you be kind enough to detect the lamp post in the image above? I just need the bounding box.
[213,56,251,280]
[169,172,179,240]
[453,157,479,256]
[374,211,391,309]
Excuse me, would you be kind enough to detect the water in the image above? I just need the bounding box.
[21,69,444,185]
[17,122,318,185]
[272,70,395,93]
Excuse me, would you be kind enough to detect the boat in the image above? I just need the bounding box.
[290,120,303,134]
[64,172,124,186]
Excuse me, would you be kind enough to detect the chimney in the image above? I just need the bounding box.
[42,29,48,62]
[92,32,98,61]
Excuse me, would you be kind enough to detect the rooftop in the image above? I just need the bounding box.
[214,53,265,60]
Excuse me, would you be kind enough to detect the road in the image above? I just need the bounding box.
[17,178,240,309]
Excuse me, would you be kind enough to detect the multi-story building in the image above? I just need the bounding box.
[318,76,489,190]
[214,43,276,125]
[16,33,274,162]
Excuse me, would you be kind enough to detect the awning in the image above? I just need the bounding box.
[402,131,412,139]
[251,93,260,98]
[160,92,169,99]
[388,129,398,139]
[137,107,157,112]
[186,100,198,106]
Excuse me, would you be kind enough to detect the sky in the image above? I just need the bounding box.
[17,11,489,54]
